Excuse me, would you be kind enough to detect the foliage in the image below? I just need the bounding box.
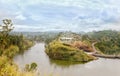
[20,32,59,43]
[0,19,35,76]
[87,30,120,55]
[3,45,19,58]
[0,33,34,55]
[24,62,37,72]
[72,41,93,52]
[0,19,14,37]
[0,56,36,76]
[46,40,95,62]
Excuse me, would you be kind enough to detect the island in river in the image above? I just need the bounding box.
[45,32,97,62]
[45,31,120,63]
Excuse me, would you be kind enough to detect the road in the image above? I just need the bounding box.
[92,42,98,54]
[91,42,120,59]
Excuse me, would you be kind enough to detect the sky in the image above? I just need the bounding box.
[0,0,120,32]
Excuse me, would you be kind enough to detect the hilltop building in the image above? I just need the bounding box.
[59,32,81,44]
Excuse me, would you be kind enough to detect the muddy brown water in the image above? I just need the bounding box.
[14,43,120,76]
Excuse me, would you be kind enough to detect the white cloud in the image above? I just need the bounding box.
[14,25,46,32]
[15,14,26,20]
[103,23,120,31]
[1,0,120,32]
[0,0,117,9]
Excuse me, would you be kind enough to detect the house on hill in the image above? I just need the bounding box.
[59,37,74,44]
[58,32,81,44]
[59,32,74,44]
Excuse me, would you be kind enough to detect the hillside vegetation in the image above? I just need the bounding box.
[45,32,95,62]
[0,19,35,76]
[87,30,120,55]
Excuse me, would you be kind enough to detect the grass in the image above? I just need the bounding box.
[46,40,95,62]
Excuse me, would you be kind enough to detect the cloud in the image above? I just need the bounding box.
[15,14,26,20]
[0,0,120,32]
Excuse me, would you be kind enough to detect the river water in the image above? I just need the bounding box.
[14,43,120,76]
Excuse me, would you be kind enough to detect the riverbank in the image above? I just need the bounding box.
[92,54,120,59]
[14,43,120,76]
[0,34,35,76]
[92,42,120,59]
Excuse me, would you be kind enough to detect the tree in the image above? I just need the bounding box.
[0,19,14,53]
[1,19,14,37]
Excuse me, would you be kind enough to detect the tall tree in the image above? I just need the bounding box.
[1,19,14,37]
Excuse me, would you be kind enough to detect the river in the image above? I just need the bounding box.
[14,43,120,76]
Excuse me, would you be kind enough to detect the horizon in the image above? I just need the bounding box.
[0,0,120,32]
[11,29,120,34]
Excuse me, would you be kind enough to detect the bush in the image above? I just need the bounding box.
[0,56,36,76]
[3,45,19,58]
[24,62,37,72]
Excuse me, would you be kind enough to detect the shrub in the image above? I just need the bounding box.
[24,62,37,72]
[3,45,19,58]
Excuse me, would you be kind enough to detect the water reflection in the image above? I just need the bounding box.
[49,59,86,67]
[14,43,120,76]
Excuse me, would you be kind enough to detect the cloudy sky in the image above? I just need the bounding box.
[0,0,120,32]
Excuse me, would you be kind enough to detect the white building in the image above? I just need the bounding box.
[59,37,74,44]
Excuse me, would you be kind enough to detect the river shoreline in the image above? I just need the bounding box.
[91,42,120,59]
[92,54,120,59]
[14,43,120,76]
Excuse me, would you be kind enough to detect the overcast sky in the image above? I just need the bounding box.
[0,0,120,32]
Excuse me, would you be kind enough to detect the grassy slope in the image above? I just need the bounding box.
[46,40,95,62]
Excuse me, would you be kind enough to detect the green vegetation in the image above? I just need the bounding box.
[0,19,35,76]
[17,32,59,43]
[0,56,36,76]
[46,40,95,62]
[1,19,119,76]
[45,30,120,62]
[50,59,87,67]
[86,30,120,55]
[24,62,37,72]
[0,19,34,55]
